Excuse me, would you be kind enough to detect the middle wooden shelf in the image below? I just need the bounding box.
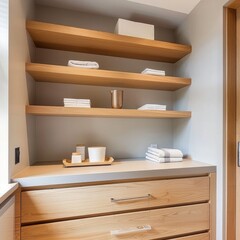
[26,63,191,91]
[26,106,191,119]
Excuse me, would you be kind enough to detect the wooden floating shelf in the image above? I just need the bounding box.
[26,63,191,91]
[26,106,191,119]
[27,21,192,63]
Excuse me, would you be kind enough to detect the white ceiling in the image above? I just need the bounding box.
[35,0,202,29]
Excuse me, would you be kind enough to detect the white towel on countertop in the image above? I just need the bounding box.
[68,60,99,69]
[138,104,166,111]
[148,147,183,158]
[141,68,165,76]
[145,154,183,163]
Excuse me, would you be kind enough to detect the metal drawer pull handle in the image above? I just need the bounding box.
[111,224,152,236]
[110,194,152,202]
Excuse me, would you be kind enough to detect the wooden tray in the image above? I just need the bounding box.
[62,157,114,167]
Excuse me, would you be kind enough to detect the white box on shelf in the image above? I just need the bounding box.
[71,152,82,163]
[114,18,154,40]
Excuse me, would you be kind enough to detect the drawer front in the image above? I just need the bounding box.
[21,203,209,240]
[171,233,209,240]
[21,177,209,223]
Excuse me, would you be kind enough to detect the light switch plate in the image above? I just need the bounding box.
[15,147,20,164]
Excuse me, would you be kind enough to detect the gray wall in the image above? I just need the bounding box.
[34,5,175,43]
[9,0,36,177]
[32,5,183,163]
[173,0,228,239]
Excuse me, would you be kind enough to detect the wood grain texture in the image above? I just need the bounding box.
[209,173,216,240]
[224,6,237,240]
[15,188,21,240]
[26,105,191,119]
[21,203,209,240]
[21,177,209,223]
[227,0,240,9]
[26,21,191,63]
[170,233,210,240]
[62,157,114,167]
[26,63,191,91]
[236,7,240,240]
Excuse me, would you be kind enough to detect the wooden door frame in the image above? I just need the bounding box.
[224,1,240,239]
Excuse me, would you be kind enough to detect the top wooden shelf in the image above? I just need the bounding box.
[26,21,192,63]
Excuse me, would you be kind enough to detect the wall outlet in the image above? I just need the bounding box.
[15,147,20,164]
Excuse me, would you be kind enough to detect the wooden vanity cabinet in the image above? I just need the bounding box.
[19,173,215,240]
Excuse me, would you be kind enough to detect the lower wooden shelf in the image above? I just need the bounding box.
[26,105,191,119]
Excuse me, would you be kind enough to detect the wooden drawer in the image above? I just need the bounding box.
[171,233,209,240]
[21,176,209,223]
[21,203,209,240]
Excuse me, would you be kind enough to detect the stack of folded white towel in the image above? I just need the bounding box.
[64,98,91,108]
[68,60,99,69]
[138,104,166,111]
[141,68,165,76]
[146,147,183,163]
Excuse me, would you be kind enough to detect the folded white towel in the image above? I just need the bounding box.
[64,98,91,103]
[148,147,183,158]
[141,68,165,76]
[68,60,99,69]
[146,154,183,163]
[64,101,90,105]
[63,98,91,108]
[64,101,90,103]
[64,103,91,107]
[138,104,166,111]
[64,104,91,108]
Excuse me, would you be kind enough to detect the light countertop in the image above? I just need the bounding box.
[12,159,216,188]
[0,183,19,205]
